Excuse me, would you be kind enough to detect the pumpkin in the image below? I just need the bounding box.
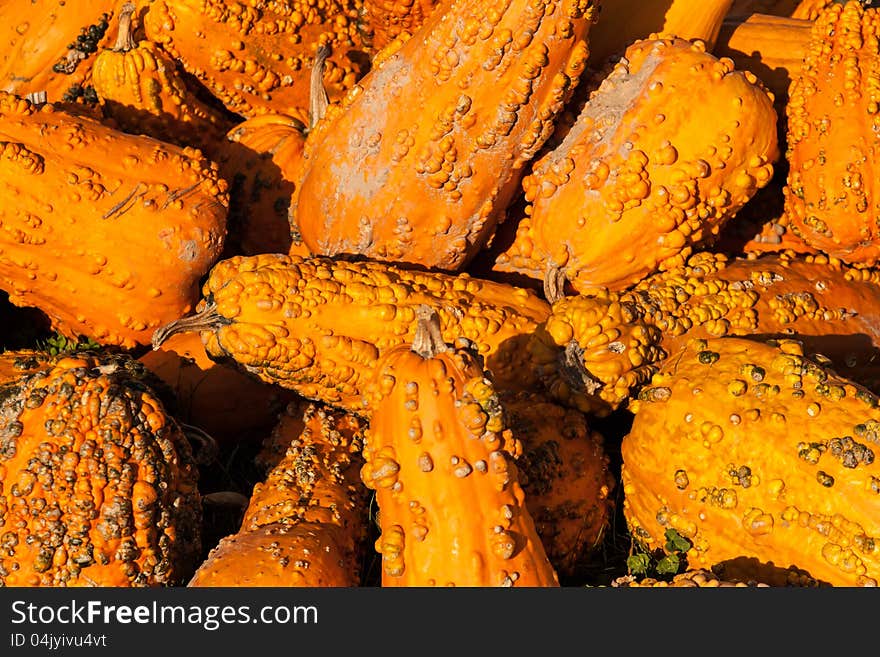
[493,36,779,295]
[610,569,769,587]
[530,251,880,415]
[0,91,228,348]
[91,1,235,152]
[138,332,300,447]
[587,0,735,68]
[0,0,119,102]
[783,1,880,265]
[189,401,368,586]
[360,306,558,586]
[502,390,615,578]
[292,0,596,272]
[151,253,550,412]
[360,0,442,51]
[622,336,880,587]
[141,0,371,124]
[0,350,202,586]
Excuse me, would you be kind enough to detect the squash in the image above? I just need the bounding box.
[0,91,228,348]
[360,0,442,51]
[91,1,235,152]
[141,0,371,124]
[502,390,615,578]
[0,0,119,102]
[783,1,880,265]
[138,332,300,447]
[0,350,202,586]
[530,251,880,414]
[611,569,769,587]
[360,306,558,586]
[622,336,880,587]
[189,401,368,586]
[151,253,550,412]
[292,0,596,272]
[493,36,779,294]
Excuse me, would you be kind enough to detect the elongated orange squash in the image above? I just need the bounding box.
[622,336,880,587]
[784,1,880,265]
[529,251,880,414]
[0,0,119,101]
[360,307,558,586]
[0,350,202,586]
[141,0,371,123]
[293,0,596,272]
[91,2,235,152]
[189,402,368,586]
[0,92,228,348]
[494,36,779,294]
[152,253,550,411]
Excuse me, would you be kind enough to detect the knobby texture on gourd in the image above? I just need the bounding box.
[293,0,596,272]
[189,402,369,586]
[622,336,880,587]
[360,0,442,51]
[360,307,559,586]
[530,251,880,415]
[494,36,779,294]
[0,0,119,102]
[0,351,202,586]
[611,569,769,587]
[151,253,550,412]
[142,0,371,124]
[502,390,615,578]
[91,2,236,153]
[0,92,228,348]
[783,1,880,265]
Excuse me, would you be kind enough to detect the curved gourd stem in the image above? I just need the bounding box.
[113,2,137,53]
[411,304,448,358]
[308,44,330,131]
[151,302,228,350]
[561,340,603,396]
[543,263,567,305]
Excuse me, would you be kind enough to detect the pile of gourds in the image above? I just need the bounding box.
[1,0,879,588]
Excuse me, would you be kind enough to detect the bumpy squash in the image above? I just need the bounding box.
[138,332,299,446]
[622,336,880,587]
[189,402,368,586]
[360,307,558,586]
[0,0,119,101]
[91,2,235,151]
[151,254,550,412]
[141,0,371,124]
[502,391,614,578]
[494,37,779,294]
[783,1,880,264]
[0,92,228,348]
[0,351,202,586]
[360,0,442,51]
[293,0,596,272]
[587,0,734,68]
[530,251,880,414]
[611,569,768,587]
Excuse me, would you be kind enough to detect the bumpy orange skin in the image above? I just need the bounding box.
[154,253,550,411]
[138,332,299,446]
[360,0,441,51]
[0,352,202,586]
[361,333,558,586]
[91,6,235,153]
[142,0,371,123]
[611,569,768,587]
[784,1,880,264]
[0,1,119,102]
[213,113,308,256]
[622,337,880,587]
[189,402,368,586]
[0,93,228,348]
[502,391,614,578]
[495,37,779,294]
[293,0,596,272]
[588,0,734,67]
[530,251,880,414]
